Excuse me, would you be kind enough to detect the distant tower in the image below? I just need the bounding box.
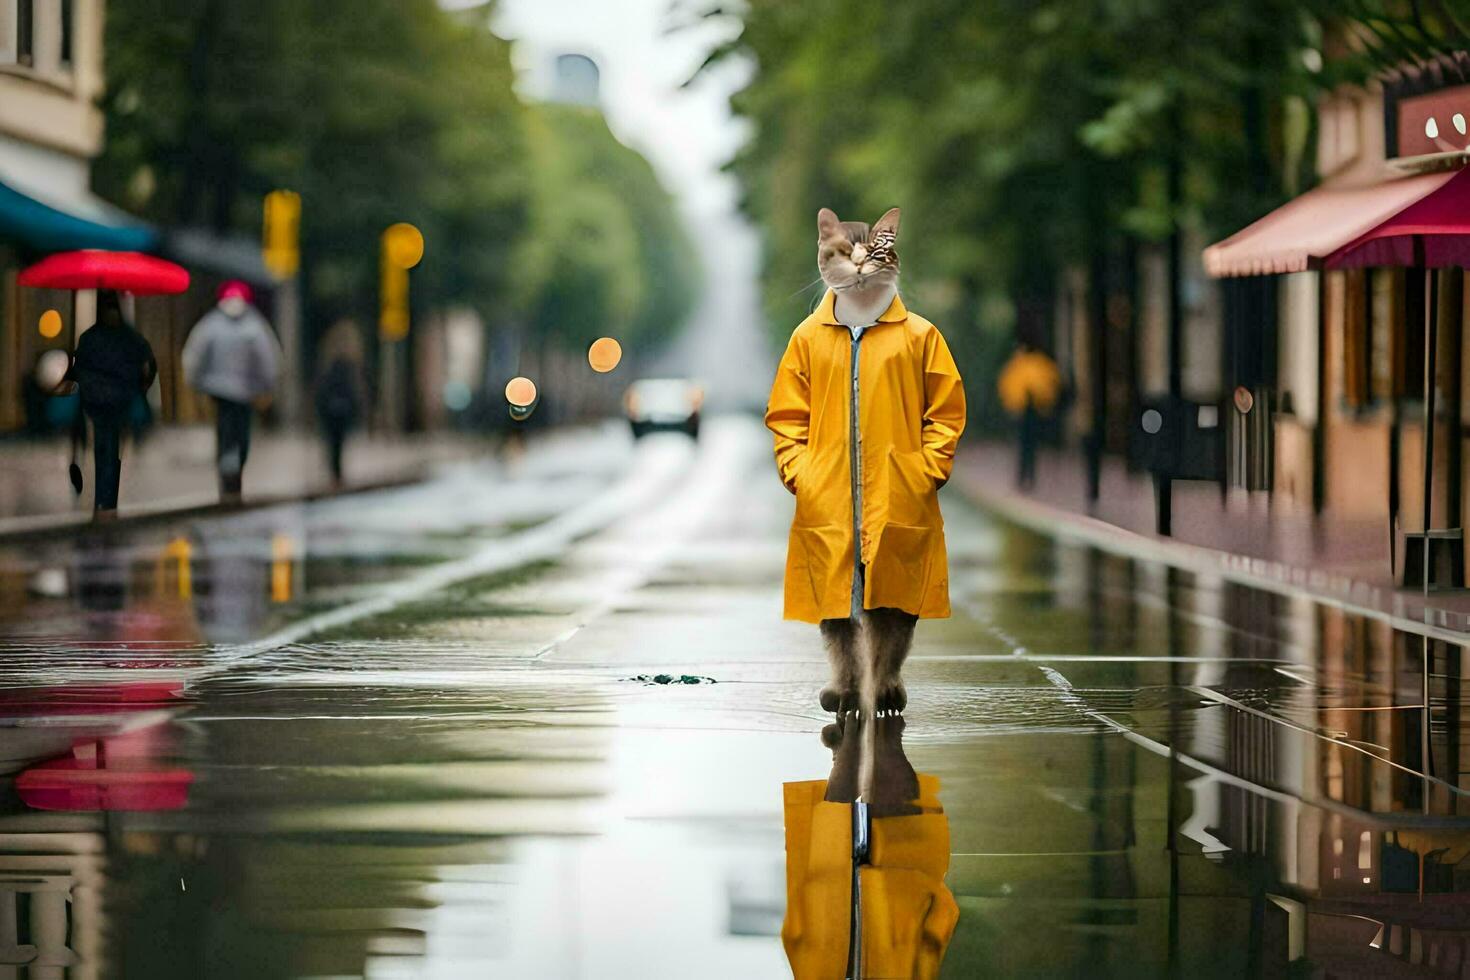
[551,53,601,108]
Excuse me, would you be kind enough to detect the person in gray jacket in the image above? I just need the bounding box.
[182,280,281,503]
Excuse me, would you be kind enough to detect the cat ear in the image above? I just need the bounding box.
[817,207,841,238]
[872,207,901,239]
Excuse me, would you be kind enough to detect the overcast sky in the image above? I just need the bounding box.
[485,0,750,220]
[446,0,772,398]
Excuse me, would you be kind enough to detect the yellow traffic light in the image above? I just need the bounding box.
[379,222,424,341]
[383,222,425,269]
[263,190,301,279]
[380,258,409,341]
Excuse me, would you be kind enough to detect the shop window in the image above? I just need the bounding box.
[1343,269,1372,408]
[1371,267,1397,401]
[1397,268,1427,401]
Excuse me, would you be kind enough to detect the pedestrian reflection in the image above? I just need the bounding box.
[782,714,958,980]
[190,532,272,643]
[74,529,128,614]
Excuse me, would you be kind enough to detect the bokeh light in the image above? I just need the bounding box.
[34,348,70,391]
[443,380,472,411]
[38,309,62,339]
[505,376,537,408]
[383,222,425,269]
[588,337,623,373]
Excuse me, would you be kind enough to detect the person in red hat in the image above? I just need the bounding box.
[181,281,282,504]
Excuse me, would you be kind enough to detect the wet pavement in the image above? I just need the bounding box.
[3,415,1470,978]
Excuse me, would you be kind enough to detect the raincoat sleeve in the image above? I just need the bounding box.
[765,328,811,494]
[921,327,966,488]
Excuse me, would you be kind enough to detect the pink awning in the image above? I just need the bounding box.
[1203,169,1462,278]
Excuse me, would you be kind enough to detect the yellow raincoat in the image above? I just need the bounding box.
[781,774,959,979]
[996,349,1062,417]
[766,290,966,623]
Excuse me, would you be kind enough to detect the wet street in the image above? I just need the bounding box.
[2,415,1470,978]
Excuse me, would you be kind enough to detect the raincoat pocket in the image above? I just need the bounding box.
[794,447,845,528]
[788,524,846,617]
[885,449,934,527]
[866,522,934,614]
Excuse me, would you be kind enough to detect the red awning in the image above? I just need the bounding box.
[1326,165,1470,269]
[1203,168,1464,278]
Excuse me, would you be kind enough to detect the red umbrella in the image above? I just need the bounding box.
[18,249,190,294]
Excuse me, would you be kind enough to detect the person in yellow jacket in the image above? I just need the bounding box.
[996,342,1062,489]
[782,714,959,979]
[766,207,966,714]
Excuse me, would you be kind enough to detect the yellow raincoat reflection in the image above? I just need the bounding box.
[781,715,958,979]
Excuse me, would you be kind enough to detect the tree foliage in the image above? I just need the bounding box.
[95,0,695,363]
[515,105,699,357]
[694,0,1462,427]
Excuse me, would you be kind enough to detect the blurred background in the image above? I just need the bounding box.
[6,3,1470,978]
[4,0,1469,551]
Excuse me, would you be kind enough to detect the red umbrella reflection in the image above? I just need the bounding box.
[18,250,190,294]
[16,727,193,811]
[12,684,193,812]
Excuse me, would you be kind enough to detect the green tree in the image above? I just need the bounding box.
[94,1,695,378]
[693,0,1342,432]
[515,104,698,359]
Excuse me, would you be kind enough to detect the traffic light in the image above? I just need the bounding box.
[262,190,301,279]
[380,222,424,342]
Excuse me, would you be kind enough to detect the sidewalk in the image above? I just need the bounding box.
[953,441,1470,641]
[0,425,490,536]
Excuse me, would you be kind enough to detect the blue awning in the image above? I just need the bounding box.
[0,178,156,254]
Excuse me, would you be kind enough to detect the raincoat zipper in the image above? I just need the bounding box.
[849,330,863,619]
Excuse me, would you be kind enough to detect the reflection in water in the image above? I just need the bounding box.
[18,485,1470,974]
[784,714,957,979]
[939,528,1470,977]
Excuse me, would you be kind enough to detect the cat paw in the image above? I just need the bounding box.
[820,722,844,749]
[820,686,858,715]
[875,680,907,713]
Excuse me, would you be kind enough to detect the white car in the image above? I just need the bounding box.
[624,378,703,439]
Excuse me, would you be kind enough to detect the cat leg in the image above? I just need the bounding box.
[866,607,917,712]
[867,713,920,815]
[818,617,860,714]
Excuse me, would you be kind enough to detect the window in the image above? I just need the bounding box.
[1399,268,1427,401]
[1343,269,1371,408]
[15,0,30,66]
[59,0,72,67]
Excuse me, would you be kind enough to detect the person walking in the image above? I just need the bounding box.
[182,281,282,504]
[313,320,367,488]
[64,290,157,521]
[766,207,966,715]
[996,342,1061,490]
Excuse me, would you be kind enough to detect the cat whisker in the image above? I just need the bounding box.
[787,275,827,299]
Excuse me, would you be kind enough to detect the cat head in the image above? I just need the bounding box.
[817,207,900,292]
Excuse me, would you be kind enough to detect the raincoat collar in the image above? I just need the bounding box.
[816,289,907,327]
